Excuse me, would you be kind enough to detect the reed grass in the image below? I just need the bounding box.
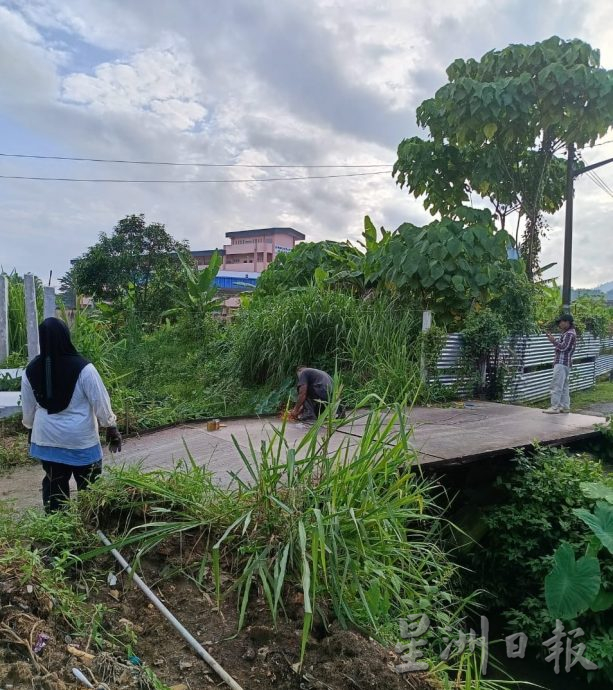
[79,396,468,662]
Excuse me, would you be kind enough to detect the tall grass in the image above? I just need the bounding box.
[228,287,358,384]
[79,398,469,663]
[1,270,43,364]
[67,304,127,388]
[227,288,425,404]
[344,298,423,404]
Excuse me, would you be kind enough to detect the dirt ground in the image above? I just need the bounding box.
[0,537,439,690]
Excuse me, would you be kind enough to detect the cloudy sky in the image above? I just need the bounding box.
[1,0,612,288]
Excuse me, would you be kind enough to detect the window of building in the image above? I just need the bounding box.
[257,252,263,261]
[267,253,272,262]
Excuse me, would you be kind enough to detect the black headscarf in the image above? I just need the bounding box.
[25,317,89,414]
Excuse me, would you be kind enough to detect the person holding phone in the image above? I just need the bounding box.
[544,313,577,414]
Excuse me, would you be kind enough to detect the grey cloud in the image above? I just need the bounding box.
[1,0,612,288]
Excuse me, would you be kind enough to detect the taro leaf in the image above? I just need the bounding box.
[573,502,613,554]
[545,543,600,619]
[591,588,613,613]
[580,482,613,505]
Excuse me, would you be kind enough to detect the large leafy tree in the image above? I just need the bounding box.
[63,214,189,321]
[369,207,514,320]
[393,36,613,278]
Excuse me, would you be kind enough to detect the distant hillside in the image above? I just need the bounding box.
[571,283,613,301]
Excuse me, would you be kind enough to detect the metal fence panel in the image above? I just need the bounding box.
[434,332,613,402]
[596,354,613,378]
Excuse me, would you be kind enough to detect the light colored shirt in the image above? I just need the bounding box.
[21,363,117,450]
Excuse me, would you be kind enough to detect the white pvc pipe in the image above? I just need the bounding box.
[97,530,244,690]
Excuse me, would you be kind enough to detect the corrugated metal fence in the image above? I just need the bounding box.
[434,333,613,403]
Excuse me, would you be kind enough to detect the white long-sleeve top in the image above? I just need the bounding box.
[21,364,117,449]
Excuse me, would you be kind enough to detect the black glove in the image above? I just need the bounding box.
[27,429,32,444]
[106,427,122,453]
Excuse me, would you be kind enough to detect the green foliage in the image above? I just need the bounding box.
[533,281,563,330]
[0,432,30,472]
[487,265,537,335]
[228,287,358,385]
[255,212,523,327]
[575,500,613,555]
[115,316,250,429]
[377,208,511,319]
[165,249,222,319]
[64,214,189,324]
[394,36,613,277]
[466,447,613,679]
[1,270,43,364]
[0,372,20,392]
[572,294,613,338]
[461,308,509,399]
[67,306,126,390]
[462,308,509,361]
[255,241,362,296]
[227,288,427,404]
[534,287,613,336]
[343,298,423,404]
[544,542,601,619]
[430,37,613,150]
[79,405,466,660]
[543,484,613,682]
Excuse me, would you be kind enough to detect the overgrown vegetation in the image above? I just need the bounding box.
[0,270,43,366]
[462,446,613,683]
[80,405,467,651]
[0,405,509,689]
[0,503,170,689]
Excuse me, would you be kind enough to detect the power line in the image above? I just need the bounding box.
[0,170,392,183]
[586,171,613,199]
[0,152,390,169]
[587,171,612,196]
[591,170,613,196]
[588,140,613,148]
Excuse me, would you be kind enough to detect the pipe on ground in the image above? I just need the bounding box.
[96,530,244,690]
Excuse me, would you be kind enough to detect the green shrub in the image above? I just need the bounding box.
[461,307,509,399]
[572,294,613,338]
[487,265,537,335]
[255,241,362,296]
[79,404,467,658]
[465,447,613,681]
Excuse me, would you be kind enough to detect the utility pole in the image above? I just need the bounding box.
[561,143,574,311]
[561,146,613,312]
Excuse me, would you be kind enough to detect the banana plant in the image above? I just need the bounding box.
[165,250,222,316]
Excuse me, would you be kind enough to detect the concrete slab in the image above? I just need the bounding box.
[0,369,23,378]
[0,391,20,419]
[1,401,604,511]
[115,418,362,485]
[116,401,604,473]
[406,401,604,467]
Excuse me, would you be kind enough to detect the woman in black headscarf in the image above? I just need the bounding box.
[21,317,121,512]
